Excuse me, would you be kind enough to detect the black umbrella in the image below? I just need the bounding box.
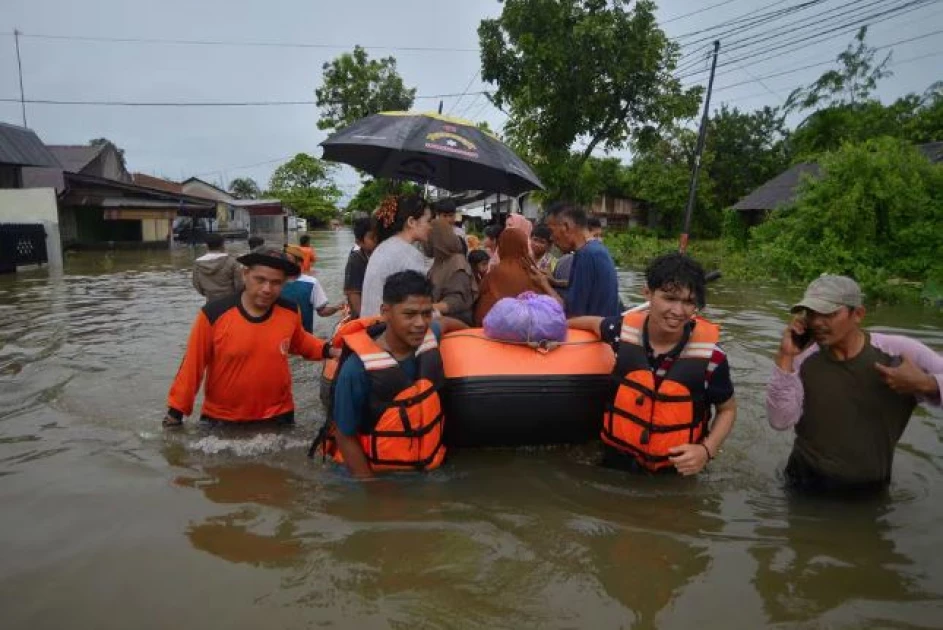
[319,111,543,196]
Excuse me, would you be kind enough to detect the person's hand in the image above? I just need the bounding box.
[522,257,552,291]
[874,355,938,396]
[775,315,809,372]
[668,443,710,476]
[162,414,183,428]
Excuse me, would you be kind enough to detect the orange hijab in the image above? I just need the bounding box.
[473,227,546,326]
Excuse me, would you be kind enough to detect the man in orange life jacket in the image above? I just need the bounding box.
[569,253,737,475]
[325,270,467,478]
[163,247,336,427]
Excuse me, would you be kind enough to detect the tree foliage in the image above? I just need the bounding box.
[785,27,891,113]
[750,137,943,292]
[267,154,341,224]
[479,0,701,189]
[228,177,260,200]
[706,105,790,210]
[315,46,417,131]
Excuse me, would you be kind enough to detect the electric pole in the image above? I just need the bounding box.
[14,29,27,127]
[679,40,720,254]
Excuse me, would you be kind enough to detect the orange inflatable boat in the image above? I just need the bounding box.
[438,329,615,447]
[319,326,615,448]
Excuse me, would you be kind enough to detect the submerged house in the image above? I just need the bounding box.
[22,143,215,249]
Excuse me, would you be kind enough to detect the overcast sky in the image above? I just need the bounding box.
[1,0,940,200]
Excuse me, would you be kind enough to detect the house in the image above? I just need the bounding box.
[0,123,64,271]
[180,177,250,232]
[731,163,822,226]
[57,172,215,249]
[232,198,286,234]
[733,141,943,225]
[19,143,215,249]
[588,195,648,229]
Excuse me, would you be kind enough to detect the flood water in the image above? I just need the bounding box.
[2,229,942,629]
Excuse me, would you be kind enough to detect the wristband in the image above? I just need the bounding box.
[700,443,713,460]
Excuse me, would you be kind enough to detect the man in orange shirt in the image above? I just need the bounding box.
[163,247,335,427]
[298,234,316,274]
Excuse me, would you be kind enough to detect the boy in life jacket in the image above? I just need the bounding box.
[321,270,468,478]
[568,253,737,475]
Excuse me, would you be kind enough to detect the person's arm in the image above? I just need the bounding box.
[568,316,604,338]
[232,260,244,294]
[335,433,373,478]
[289,310,331,361]
[434,273,475,317]
[332,357,374,478]
[345,291,363,317]
[191,269,206,296]
[439,316,469,334]
[767,317,814,430]
[524,258,564,307]
[670,357,738,475]
[870,334,942,404]
[165,312,213,426]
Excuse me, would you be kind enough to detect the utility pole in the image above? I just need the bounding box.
[14,29,27,127]
[679,40,720,254]
[438,100,444,115]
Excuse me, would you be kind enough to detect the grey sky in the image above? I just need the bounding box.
[1,0,940,201]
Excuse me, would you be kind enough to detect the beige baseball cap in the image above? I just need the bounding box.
[791,274,863,314]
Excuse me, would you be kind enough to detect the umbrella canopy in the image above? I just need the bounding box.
[320,112,543,196]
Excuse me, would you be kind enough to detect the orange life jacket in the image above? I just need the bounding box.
[321,325,446,472]
[601,310,720,471]
[319,315,385,407]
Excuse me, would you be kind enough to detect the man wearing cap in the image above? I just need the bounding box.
[767,274,943,491]
[163,247,335,427]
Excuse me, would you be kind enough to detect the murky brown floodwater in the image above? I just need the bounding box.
[1,230,942,629]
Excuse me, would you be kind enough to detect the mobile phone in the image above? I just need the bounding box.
[791,329,813,350]
[887,355,903,368]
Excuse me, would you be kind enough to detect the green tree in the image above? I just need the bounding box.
[267,154,342,224]
[228,177,260,200]
[785,27,891,113]
[706,105,790,209]
[623,127,719,237]
[751,137,943,294]
[315,46,417,132]
[479,0,701,196]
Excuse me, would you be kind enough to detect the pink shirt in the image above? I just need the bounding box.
[767,332,943,430]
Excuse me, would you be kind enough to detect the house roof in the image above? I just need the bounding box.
[62,172,217,218]
[46,144,106,173]
[918,141,943,163]
[132,173,183,194]
[732,163,822,212]
[0,122,60,167]
[182,177,231,196]
[733,141,943,213]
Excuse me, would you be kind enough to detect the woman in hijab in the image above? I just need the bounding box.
[429,220,477,325]
[473,227,549,326]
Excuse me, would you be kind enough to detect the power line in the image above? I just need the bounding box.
[0,92,491,108]
[678,0,935,81]
[446,71,481,116]
[9,31,478,53]
[710,27,943,93]
[661,0,746,25]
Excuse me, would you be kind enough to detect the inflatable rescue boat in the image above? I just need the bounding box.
[320,326,615,448]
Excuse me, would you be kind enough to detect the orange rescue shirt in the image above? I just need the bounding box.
[299,246,316,274]
[167,294,328,422]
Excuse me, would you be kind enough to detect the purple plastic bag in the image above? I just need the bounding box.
[483,291,568,342]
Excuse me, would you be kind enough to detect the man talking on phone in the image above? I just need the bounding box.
[767,275,942,493]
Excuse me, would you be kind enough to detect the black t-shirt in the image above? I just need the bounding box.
[344,248,369,294]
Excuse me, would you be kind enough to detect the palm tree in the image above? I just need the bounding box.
[229,177,260,200]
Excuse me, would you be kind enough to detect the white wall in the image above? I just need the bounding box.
[0,188,63,270]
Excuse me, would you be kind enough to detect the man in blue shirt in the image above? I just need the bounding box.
[544,202,620,317]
